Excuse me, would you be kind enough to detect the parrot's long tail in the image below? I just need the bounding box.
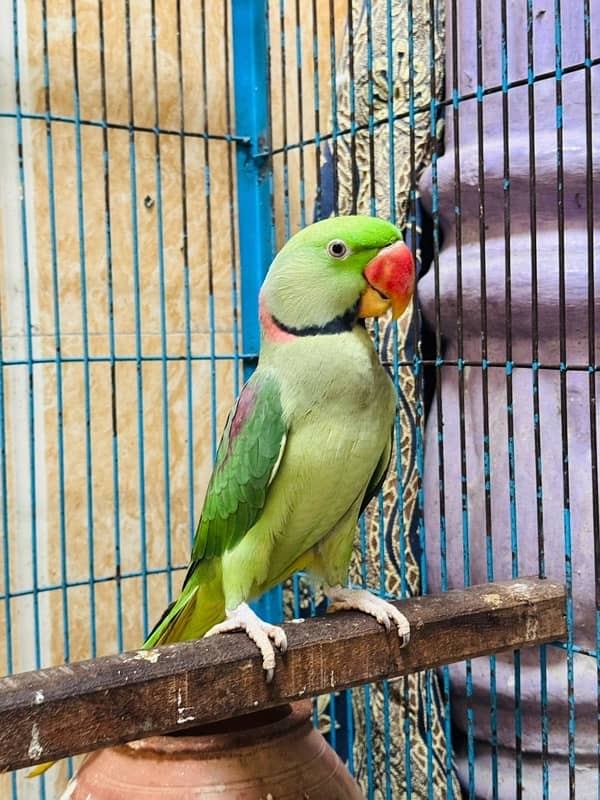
[144,567,225,647]
[143,586,200,648]
[27,761,55,778]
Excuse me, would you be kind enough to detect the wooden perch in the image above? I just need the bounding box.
[0,576,565,773]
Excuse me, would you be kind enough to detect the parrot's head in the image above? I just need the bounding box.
[259,215,415,334]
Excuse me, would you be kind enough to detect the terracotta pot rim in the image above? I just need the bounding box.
[124,700,313,757]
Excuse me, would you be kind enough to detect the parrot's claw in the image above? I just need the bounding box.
[325,585,410,647]
[204,602,287,682]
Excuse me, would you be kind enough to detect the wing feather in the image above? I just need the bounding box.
[189,372,287,567]
[360,424,394,515]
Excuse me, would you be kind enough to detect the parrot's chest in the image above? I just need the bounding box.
[269,331,395,522]
[247,330,397,587]
[277,330,395,421]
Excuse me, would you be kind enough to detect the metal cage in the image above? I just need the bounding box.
[0,1,598,798]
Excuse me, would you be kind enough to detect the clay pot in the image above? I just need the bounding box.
[61,701,363,799]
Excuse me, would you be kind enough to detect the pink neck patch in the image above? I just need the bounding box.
[259,294,298,343]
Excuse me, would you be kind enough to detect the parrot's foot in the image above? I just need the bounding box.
[204,602,287,682]
[325,585,410,647]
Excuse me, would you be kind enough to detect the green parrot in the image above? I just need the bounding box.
[144,214,415,678]
[28,215,414,779]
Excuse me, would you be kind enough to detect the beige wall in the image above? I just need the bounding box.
[0,0,347,794]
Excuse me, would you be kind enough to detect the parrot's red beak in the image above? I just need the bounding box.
[358,240,415,320]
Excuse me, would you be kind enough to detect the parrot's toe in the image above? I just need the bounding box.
[252,622,287,679]
[269,624,288,653]
[369,606,393,632]
[204,602,287,681]
[383,604,411,646]
[325,585,411,647]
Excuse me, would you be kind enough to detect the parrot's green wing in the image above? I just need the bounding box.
[190,371,287,565]
[359,424,393,515]
[144,372,287,649]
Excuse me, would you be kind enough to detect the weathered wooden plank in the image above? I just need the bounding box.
[0,577,565,773]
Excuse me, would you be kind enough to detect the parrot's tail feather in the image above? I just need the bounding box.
[144,562,226,647]
[156,597,198,644]
[27,761,56,778]
[144,599,177,644]
[143,586,201,648]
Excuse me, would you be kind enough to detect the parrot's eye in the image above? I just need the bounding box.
[327,239,349,259]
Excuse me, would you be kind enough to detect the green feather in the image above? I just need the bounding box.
[189,371,286,564]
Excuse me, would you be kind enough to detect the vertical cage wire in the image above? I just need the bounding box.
[553,2,578,793]
[427,0,457,795]
[583,0,600,794]
[525,0,550,795]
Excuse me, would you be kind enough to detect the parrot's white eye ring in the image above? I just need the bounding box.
[327,239,349,259]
